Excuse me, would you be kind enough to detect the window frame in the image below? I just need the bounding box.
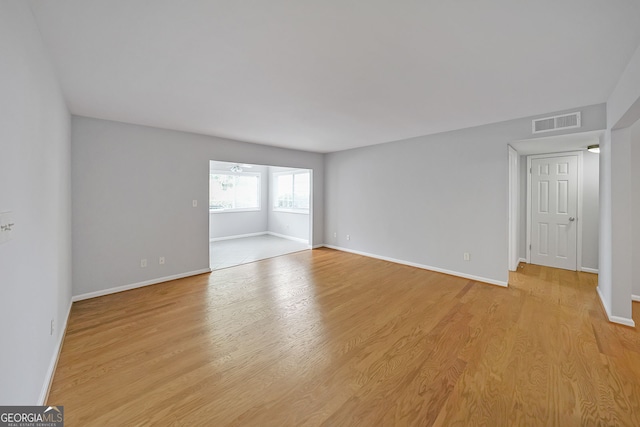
[209,170,261,213]
[272,169,311,214]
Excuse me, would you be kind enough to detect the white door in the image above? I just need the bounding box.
[530,155,578,270]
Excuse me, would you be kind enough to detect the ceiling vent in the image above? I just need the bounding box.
[532,112,581,134]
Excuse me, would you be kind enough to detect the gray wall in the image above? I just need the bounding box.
[0,3,72,404]
[72,116,324,297]
[600,42,640,321]
[268,166,311,242]
[632,120,640,298]
[519,155,528,260]
[209,164,269,239]
[324,104,606,285]
[581,151,600,270]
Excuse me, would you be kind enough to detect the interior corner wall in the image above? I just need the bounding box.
[0,3,72,404]
[324,104,606,285]
[603,41,640,320]
[71,117,324,297]
[267,166,311,242]
[609,128,633,320]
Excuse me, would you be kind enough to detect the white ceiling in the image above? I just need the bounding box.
[29,0,640,153]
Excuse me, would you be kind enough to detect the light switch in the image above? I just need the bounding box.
[0,211,15,244]
[192,200,198,207]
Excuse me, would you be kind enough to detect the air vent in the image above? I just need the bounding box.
[532,112,581,134]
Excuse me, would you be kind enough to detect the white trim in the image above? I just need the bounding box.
[72,268,212,302]
[518,258,527,264]
[508,145,519,272]
[597,286,636,327]
[39,299,73,405]
[526,151,584,270]
[324,245,508,287]
[312,244,325,249]
[266,231,309,245]
[526,156,531,263]
[210,231,267,242]
[272,208,310,214]
[210,207,261,214]
[580,267,599,274]
[632,294,640,302]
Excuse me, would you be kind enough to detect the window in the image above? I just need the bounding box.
[274,170,310,213]
[210,172,260,212]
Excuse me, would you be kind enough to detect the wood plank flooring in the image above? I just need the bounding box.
[48,248,640,426]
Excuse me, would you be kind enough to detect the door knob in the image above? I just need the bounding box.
[569,217,575,221]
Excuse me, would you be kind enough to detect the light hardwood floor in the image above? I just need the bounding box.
[48,248,640,426]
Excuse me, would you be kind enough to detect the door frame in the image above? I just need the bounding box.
[526,151,584,270]
[508,145,519,271]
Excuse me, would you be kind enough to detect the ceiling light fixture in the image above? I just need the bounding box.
[587,144,600,154]
[230,165,243,173]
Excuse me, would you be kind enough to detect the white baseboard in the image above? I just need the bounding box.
[580,267,599,274]
[312,244,325,249]
[72,268,212,302]
[266,231,309,245]
[518,258,527,264]
[39,299,73,405]
[596,286,636,327]
[210,232,267,242]
[324,245,508,287]
[632,294,640,302]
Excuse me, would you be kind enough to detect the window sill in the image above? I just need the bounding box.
[273,208,310,215]
[210,208,261,214]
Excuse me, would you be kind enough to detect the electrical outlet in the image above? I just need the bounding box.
[333,232,337,238]
[50,318,54,336]
[141,259,147,268]
[159,256,165,265]
[347,234,350,241]
[463,252,470,261]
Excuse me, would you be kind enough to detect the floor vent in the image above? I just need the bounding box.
[532,112,581,134]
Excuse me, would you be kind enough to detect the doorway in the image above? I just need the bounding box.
[209,161,312,270]
[508,131,602,275]
[527,153,580,270]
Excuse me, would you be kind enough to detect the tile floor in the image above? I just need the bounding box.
[210,234,310,270]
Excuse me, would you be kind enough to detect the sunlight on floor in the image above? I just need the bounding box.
[210,234,309,270]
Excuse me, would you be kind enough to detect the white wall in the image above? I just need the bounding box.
[0,3,72,404]
[325,104,606,285]
[267,166,311,243]
[209,164,269,240]
[72,117,324,297]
